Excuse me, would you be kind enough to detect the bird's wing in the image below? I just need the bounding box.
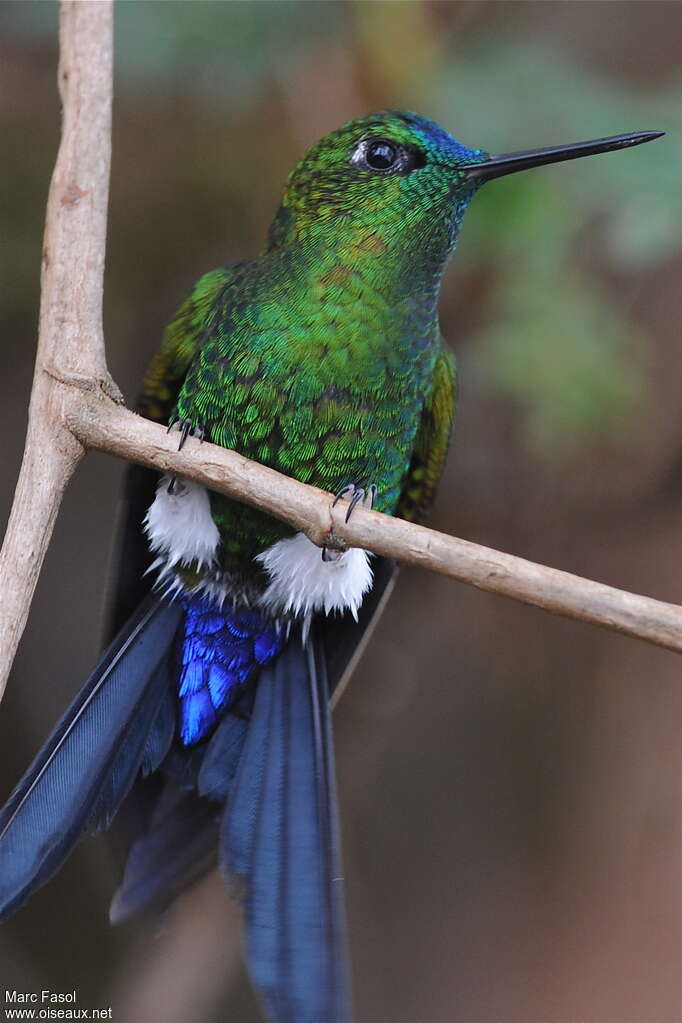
[104,268,232,636]
[138,267,233,425]
[396,344,457,524]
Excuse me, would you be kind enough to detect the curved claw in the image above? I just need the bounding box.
[323,483,378,558]
[164,418,207,491]
[178,420,192,451]
[332,483,377,521]
[344,488,366,523]
[332,484,356,508]
[167,418,207,451]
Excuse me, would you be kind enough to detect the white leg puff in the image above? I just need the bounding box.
[257,532,372,621]
[144,475,220,571]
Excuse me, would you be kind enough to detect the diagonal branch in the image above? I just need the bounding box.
[64,388,682,654]
[0,0,680,710]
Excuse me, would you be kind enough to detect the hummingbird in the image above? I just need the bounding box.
[0,112,662,1023]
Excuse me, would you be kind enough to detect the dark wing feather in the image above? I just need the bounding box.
[0,595,182,920]
[140,686,177,776]
[396,344,456,524]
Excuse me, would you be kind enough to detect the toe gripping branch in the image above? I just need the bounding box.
[322,483,377,562]
[165,417,207,493]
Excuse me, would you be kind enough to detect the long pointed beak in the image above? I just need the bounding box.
[463,130,665,184]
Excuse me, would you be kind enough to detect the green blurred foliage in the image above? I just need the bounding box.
[113,2,347,107]
[477,268,647,456]
[425,43,680,455]
[430,43,682,264]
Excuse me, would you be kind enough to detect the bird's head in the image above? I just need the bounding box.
[268,110,486,255]
[268,109,662,271]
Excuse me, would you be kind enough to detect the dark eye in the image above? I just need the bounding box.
[366,139,398,170]
[350,137,424,176]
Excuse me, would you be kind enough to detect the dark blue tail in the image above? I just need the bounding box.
[221,632,348,1023]
[0,592,353,1023]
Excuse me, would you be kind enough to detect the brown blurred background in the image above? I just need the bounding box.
[1,2,681,1021]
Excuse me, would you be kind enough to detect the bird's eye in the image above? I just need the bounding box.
[350,137,423,176]
[365,140,399,170]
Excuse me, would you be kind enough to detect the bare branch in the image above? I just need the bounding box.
[0,1,115,699]
[64,389,682,655]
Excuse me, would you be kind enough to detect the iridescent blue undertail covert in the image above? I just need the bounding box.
[0,113,662,1022]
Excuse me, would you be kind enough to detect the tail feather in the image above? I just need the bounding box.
[219,666,277,881]
[141,687,176,776]
[0,595,182,920]
[197,705,250,802]
[0,564,395,1023]
[87,661,173,833]
[103,563,397,938]
[109,781,219,924]
[110,682,254,923]
[308,635,348,1016]
[223,626,349,1023]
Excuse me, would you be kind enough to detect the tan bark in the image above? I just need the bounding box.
[0,1,117,701]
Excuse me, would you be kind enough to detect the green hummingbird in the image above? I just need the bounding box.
[0,112,662,1023]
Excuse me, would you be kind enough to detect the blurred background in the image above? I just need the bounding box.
[1,2,681,1021]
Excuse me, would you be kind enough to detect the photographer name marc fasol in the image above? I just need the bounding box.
[5,991,78,1004]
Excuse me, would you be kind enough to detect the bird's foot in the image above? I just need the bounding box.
[166,417,207,493]
[332,482,377,521]
[323,483,377,561]
[167,416,207,449]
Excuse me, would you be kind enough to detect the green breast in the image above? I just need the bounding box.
[173,236,441,583]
